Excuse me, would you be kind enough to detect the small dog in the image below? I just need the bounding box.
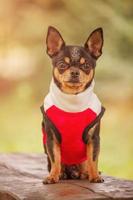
[40,26,105,184]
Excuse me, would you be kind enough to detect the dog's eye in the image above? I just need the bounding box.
[80,58,90,70]
[81,63,89,70]
[58,63,68,70]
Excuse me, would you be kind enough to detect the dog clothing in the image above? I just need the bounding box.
[41,79,105,165]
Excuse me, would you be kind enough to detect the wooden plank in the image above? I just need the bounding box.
[70,177,133,199]
[0,154,132,200]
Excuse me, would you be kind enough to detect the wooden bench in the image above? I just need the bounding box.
[0,153,133,200]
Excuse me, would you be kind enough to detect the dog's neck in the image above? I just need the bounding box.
[44,79,101,114]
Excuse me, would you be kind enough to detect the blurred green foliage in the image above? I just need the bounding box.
[0,0,133,179]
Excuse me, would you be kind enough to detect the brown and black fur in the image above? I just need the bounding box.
[41,26,105,184]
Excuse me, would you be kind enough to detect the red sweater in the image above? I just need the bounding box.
[42,80,103,165]
[42,105,98,165]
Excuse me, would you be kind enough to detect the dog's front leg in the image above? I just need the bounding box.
[43,132,61,184]
[86,122,104,183]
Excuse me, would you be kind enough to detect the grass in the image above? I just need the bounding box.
[0,91,133,180]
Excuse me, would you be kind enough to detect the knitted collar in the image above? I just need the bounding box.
[44,79,101,113]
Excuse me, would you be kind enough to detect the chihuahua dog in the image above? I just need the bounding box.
[40,26,105,184]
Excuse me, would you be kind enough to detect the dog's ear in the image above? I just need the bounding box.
[84,28,103,59]
[46,26,65,57]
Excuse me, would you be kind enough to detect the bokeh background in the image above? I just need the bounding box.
[0,0,133,179]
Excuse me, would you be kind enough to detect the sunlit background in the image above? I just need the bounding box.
[0,0,133,180]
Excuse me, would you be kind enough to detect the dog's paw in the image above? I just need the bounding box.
[60,172,68,180]
[80,172,89,180]
[43,175,59,184]
[89,176,104,183]
[71,171,80,179]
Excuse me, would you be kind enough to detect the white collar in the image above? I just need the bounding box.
[44,79,101,114]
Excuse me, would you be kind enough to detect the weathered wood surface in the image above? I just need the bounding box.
[0,154,133,200]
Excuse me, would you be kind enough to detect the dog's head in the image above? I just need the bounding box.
[46,26,103,94]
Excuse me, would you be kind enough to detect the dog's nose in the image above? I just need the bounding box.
[71,70,80,78]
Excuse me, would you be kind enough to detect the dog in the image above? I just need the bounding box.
[40,26,105,184]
